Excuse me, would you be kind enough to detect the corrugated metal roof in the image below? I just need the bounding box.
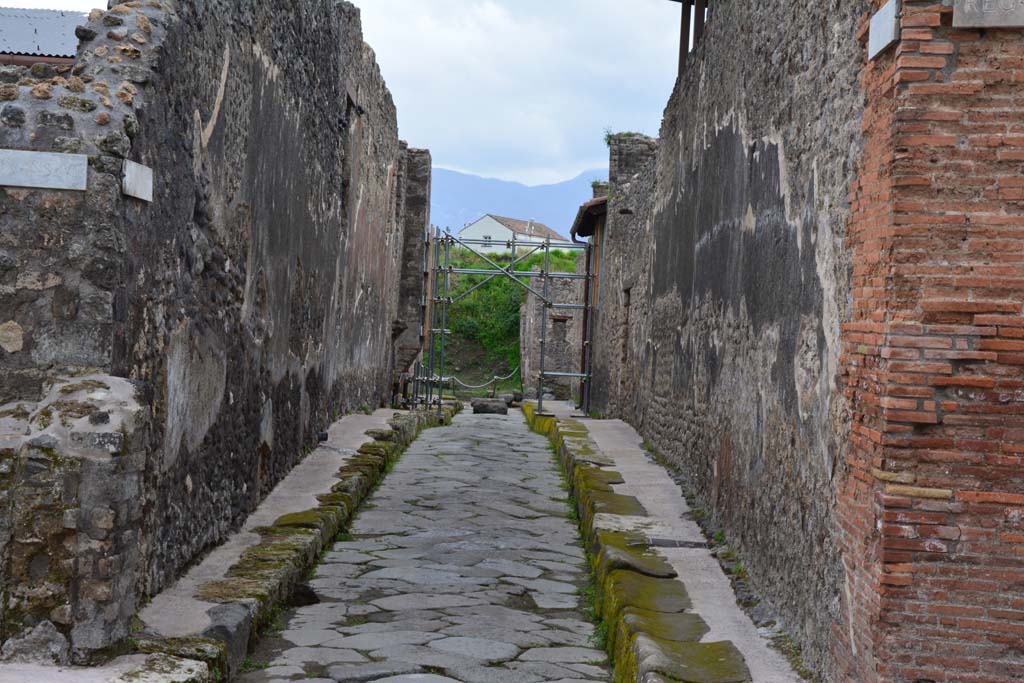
[0,7,85,58]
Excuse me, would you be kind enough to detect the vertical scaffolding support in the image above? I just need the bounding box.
[426,230,441,410]
[438,233,452,417]
[580,242,595,415]
[536,239,551,415]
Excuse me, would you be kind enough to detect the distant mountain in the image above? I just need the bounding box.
[430,167,609,239]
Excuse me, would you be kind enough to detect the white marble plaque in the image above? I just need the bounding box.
[122,159,153,202]
[869,0,900,60]
[0,149,88,191]
[954,0,1024,27]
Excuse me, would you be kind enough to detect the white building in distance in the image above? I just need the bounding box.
[457,214,571,254]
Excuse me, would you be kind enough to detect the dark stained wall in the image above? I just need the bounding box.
[0,0,428,658]
[588,2,868,675]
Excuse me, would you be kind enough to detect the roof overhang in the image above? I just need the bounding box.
[570,197,608,242]
[0,53,74,66]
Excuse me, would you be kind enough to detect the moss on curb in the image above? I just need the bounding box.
[522,403,752,683]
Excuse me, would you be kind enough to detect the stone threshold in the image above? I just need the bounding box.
[524,402,800,683]
[0,404,460,683]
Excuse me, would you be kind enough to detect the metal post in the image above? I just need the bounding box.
[694,0,706,45]
[679,0,691,76]
[426,230,441,410]
[537,239,551,414]
[438,233,451,416]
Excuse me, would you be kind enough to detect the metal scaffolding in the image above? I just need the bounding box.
[409,228,594,416]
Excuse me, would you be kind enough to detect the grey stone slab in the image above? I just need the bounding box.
[323,630,441,650]
[372,593,486,611]
[427,636,520,663]
[517,647,608,664]
[327,661,424,682]
[369,676,462,683]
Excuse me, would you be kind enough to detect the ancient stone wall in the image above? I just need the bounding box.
[0,0,427,662]
[588,2,869,676]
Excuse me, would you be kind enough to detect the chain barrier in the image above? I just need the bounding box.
[450,366,520,390]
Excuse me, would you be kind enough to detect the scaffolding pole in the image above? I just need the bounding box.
[537,239,551,415]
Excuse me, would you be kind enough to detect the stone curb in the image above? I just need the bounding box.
[522,403,752,683]
[137,404,461,681]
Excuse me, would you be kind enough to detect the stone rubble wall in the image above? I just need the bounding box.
[393,145,432,380]
[587,2,869,677]
[0,0,428,663]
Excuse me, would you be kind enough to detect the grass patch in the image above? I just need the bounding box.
[239,657,269,673]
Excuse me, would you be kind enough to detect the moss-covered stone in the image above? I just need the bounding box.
[272,509,331,530]
[116,653,211,683]
[628,637,751,683]
[611,607,709,657]
[599,569,691,627]
[583,490,647,518]
[365,428,395,442]
[133,636,226,679]
[592,531,678,588]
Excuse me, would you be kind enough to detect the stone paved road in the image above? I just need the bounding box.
[240,411,611,683]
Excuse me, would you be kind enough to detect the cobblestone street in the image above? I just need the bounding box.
[241,412,611,683]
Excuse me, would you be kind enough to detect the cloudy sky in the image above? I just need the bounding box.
[5,0,680,185]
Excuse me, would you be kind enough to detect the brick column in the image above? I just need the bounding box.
[837,2,1024,682]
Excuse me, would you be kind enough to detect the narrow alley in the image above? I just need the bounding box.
[240,412,611,683]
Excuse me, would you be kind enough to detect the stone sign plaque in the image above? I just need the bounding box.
[869,0,900,60]
[122,159,154,202]
[954,0,1024,27]
[0,149,88,191]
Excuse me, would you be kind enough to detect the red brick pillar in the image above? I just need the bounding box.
[837,2,1024,682]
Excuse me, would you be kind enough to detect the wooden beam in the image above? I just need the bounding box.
[694,0,707,45]
[679,0,691,76]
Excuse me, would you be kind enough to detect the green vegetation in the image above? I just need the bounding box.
[239,657,269,673]
[445,248,579,380]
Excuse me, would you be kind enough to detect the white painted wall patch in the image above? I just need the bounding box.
[0,149,88,191]
[869,0,900,60]
[954,0,1024,28]
[123,159,154,202]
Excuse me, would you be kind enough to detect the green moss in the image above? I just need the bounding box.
[635,638,751,683]
[600,570,691,628]
[0,404,30,420]
[273,509,331,530]
[771,633,821,682]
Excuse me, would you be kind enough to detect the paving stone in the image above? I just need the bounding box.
[427,636,520,662]
[326,662,425,681]
[369,676,462,683]
[518,646,609,664]
[239,414,611,683]
[323,630,440,649]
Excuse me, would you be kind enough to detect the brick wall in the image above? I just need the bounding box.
[837,2,1024,681]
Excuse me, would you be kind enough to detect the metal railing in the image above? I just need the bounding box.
[409,228,594,416]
